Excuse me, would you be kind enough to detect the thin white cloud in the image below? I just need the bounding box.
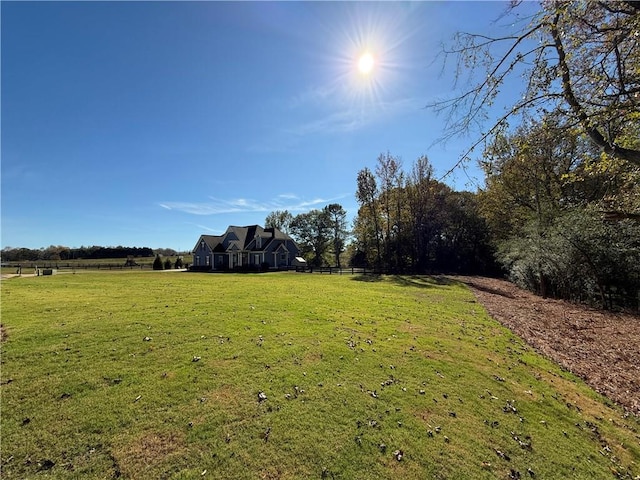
[287,109,366,136]
[277,193,299,200]
[193,223,221,233]
[285,96,424,137]
[159,193,351,216]
[288,84,338,109]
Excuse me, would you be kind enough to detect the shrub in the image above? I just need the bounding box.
[152,255,164,270]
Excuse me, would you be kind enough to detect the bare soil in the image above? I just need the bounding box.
[455,276,640,416]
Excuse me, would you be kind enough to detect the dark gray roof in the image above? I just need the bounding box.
[193,225,298,253]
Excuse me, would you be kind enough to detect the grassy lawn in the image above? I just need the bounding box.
[1,272,638,479]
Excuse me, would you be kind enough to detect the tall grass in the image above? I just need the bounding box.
[1,272,638,479]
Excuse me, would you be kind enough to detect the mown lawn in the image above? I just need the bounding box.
[1,271,638,479]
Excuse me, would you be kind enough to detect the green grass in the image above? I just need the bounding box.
[1,272,638,479]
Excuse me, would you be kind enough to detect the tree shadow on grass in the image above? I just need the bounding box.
[351,274,463,289]
[456,277,515,299]
[391,275,462,289]
[352,273,384,283]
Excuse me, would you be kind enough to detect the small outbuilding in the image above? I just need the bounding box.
[292,257,308,271]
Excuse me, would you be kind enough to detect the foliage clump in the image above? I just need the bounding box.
[481,115,640,309]
[353,153,498,275]
[153,254,164,270]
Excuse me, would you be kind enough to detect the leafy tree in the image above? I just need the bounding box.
[323,203,349,268]
[355,167,382,268]
[430,0,640,168]
[163,258,173,270]
[289,210,331,267]
[265,210,293,234]
[436,191,498,275]
[479,113,640,307]
[153,254,164,270]
[375,152,405,271]
[175,257,184,269]
[480,114,585,241]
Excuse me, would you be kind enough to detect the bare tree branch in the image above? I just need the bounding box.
[428,0,640,171]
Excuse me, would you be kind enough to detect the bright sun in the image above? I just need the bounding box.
[358,52,375,75]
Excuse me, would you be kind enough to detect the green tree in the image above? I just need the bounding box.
[265,210,293,234]
[375,152,406,272]
[153,254,164,270]
[355,167,382,268]
[323,203,349,268]
[479,113,640,307]
[290,210,331,267]
[405,155,437,272]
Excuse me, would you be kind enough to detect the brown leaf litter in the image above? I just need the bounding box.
[455,276,640,416]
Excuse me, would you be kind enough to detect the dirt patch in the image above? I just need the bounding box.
[455,276,640,416]
[110,431,187,477]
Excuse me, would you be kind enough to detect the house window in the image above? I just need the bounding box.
[206,256,210,266]
[201,241,205,251]
[195,255,200,266]
[256,236,262,248]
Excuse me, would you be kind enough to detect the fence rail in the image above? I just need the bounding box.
[3,262,153,271]
[299,266,381,275]
[4,262,383,276]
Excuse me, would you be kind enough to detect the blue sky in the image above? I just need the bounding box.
[2,1,533,251]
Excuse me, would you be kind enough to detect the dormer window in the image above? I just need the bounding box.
[201,241,205,251]
[256,236,262,248]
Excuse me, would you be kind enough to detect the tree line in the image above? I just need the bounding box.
[1,245,156,262]
[352,153,498,276]
[265,159,499,277]
[267,122,638,310]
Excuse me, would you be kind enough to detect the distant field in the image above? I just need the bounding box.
[1,256,192,274]
[1,272,638,479]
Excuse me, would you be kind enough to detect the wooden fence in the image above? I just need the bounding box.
[4,262,153,271]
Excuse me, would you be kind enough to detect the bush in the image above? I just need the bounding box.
[153,255,164,270]
[498,208,640,309]
[175,257,184,269]
[164,258,172,270]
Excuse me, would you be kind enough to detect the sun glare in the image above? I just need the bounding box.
[358,52,375,75]
[319,3,421,108]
